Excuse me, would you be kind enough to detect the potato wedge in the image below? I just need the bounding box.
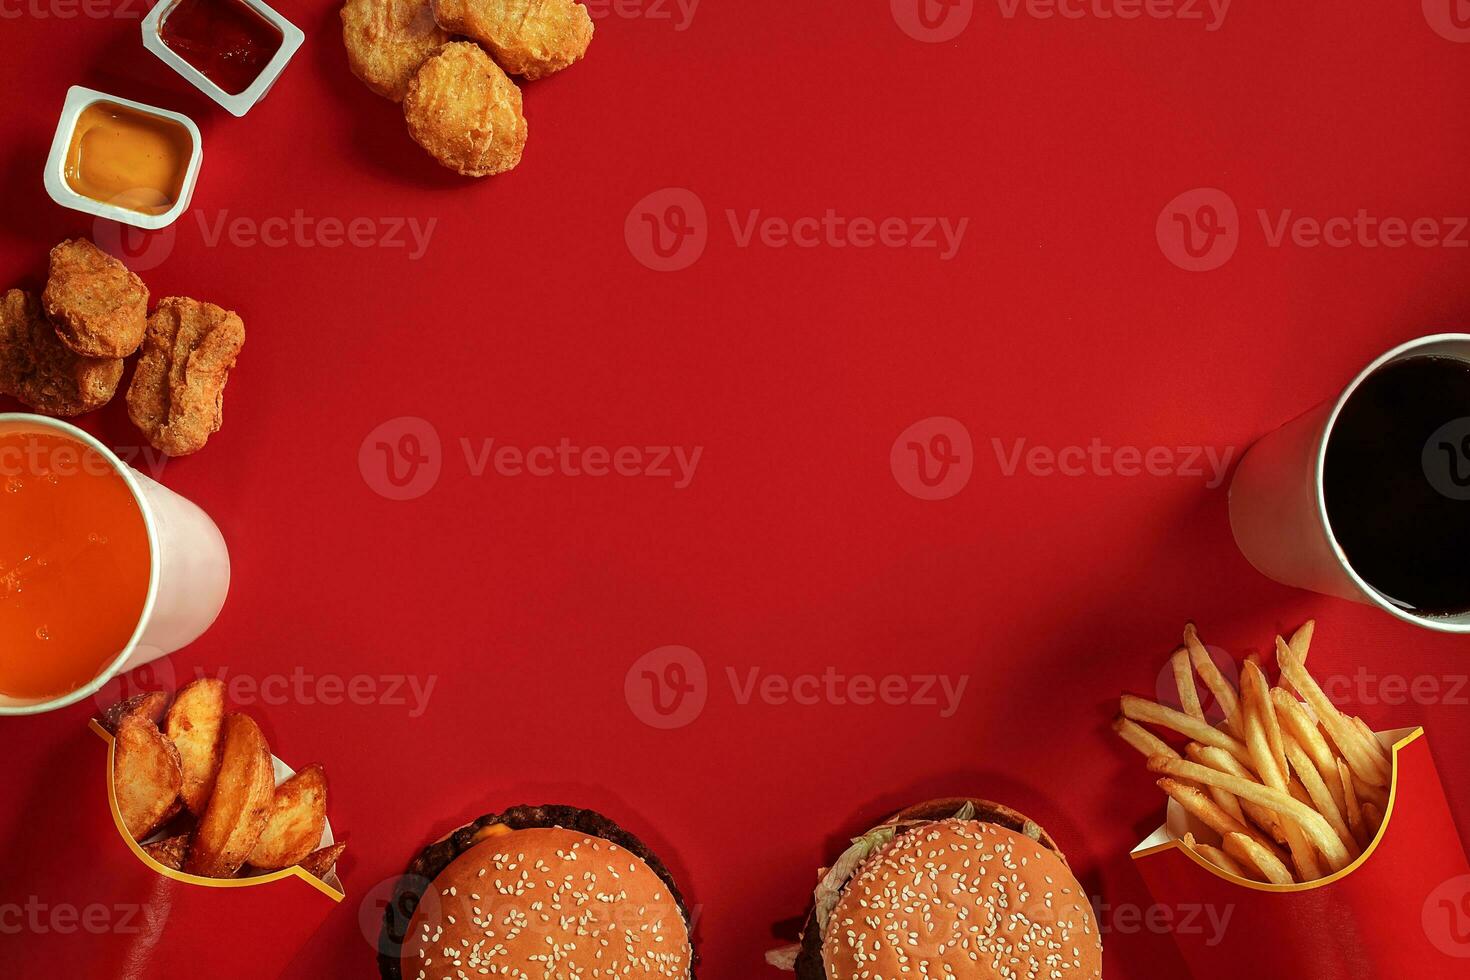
[185,713,275,878]
[165,678,226,815]
[143,834,190,871]
[247,765,328,871]
[113,714,183,840]
[100,690,171,734]
[297,841,346,881]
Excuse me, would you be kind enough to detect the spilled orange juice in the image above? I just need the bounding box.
[0,424,151,699]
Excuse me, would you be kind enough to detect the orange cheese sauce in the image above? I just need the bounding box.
[64,102,193,216]
[0,425,152,700]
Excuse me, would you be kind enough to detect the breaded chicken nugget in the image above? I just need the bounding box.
[430,0,592,80]
[0,289,123,417]
[403,42,527,177]
[126,297,245,457]
[42,238,149,358]
[341,0,449,102]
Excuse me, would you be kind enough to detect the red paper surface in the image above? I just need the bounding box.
[3,3,1470,978]
[1134,730,1470,980]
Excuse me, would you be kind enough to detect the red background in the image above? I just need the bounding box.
[3,1,1470,977]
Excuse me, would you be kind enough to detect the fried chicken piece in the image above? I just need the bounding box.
[0,289,123,417]
[403,42,527,177]
[429,0,592,80]
[42,238,149,358]
[126,297,245,457]
[341,0,449,102]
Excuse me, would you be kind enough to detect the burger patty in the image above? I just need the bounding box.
[378,803,699,980]
[793,798,1062,980]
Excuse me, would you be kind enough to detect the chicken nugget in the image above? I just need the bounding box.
[341,0,449,102]
[403,42,527,177]
[42,238,149,358]
[430,0,592,80]
[0,289,123,417]
[126,297,245,457]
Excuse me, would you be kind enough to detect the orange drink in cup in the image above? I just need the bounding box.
[0,414,230,714]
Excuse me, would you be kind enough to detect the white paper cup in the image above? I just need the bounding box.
[1228,334,1470,633]
[0,415,231,715]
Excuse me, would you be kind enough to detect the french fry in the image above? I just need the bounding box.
[1183,832,1254,880]
[1242,662,1287,786]
[1156,778,1281,859]
[1339,758,1366,849]
[1353,772,1389,810]
[1148,755,1351,870]
[1224,832,1295,885]
[1183,623,1241,736]
[1241,666,1322,878]
[1271,689,1347,817]
[1191,743,1285,842]
[1121,695,1254,770]
[1283,737,1357,859]
[1351,716,1394,776]
[1276,638,1389,789]
[1184,744,1245,824]
[1113,716,1180,761]
[1362,802,1384,838]
[1171,648,1205,722]
[1288,620,1315,663]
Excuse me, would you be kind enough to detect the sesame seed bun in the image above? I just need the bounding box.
[382,805,696,980]
[797,799,1101,980]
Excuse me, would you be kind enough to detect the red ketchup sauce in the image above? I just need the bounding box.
[159,0,284,96]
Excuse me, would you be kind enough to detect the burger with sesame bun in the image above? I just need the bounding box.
[771,798,1102,980]
[379,804,697,980]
